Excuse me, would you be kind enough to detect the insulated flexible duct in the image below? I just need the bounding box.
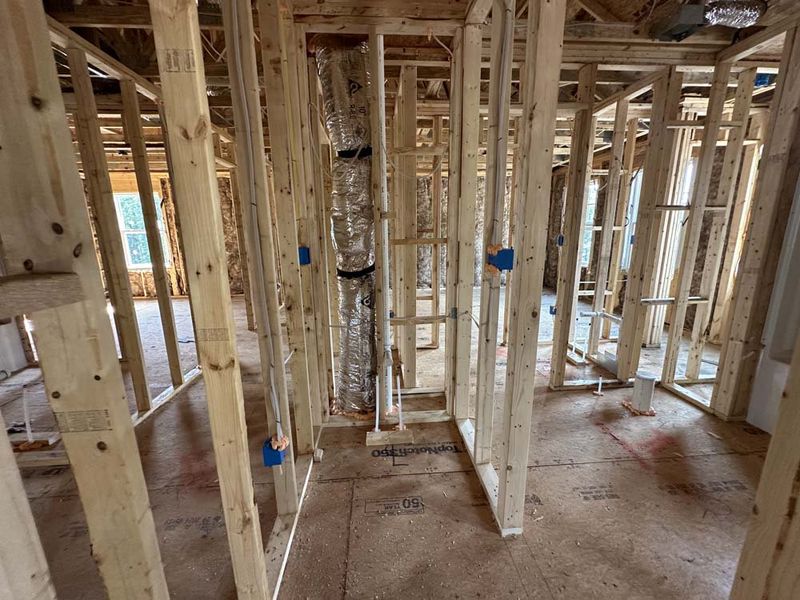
[330,156,375,272]
[705,0,766,28]
[316,37,376,413]
[316,40,371,152]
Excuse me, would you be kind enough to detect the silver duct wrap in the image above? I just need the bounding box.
[330,154,376,413]
[331,156,375,272]
[336,273,376,413]
[315,38,371,153]
[317,38,377,413]
[705,1,766,28]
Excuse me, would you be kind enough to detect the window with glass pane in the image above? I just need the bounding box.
[113,193,171,269]
[621,169,644,271]
[580,180,599,268]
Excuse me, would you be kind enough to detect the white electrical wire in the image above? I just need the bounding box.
[428,31,454,61]
[231,0,283,440]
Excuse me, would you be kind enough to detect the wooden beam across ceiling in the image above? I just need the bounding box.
[47,15,235,143]
[575,0,622,22]
[593,68,667,114]
[716,11,800,63]
[48,4,461,34]
[50,8,730,63]
[49,6,790,70]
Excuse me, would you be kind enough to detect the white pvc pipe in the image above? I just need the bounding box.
[373,377,380,432]
[574,328,586,360]
[370,33,394,419]
[22,385,33,443]
[396,374,404,430]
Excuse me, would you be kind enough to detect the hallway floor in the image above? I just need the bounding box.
[4,293,766,598]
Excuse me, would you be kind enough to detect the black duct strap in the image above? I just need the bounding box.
[337,263,375,279]
[337,146,372,159]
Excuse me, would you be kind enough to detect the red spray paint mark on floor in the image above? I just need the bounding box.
[639,431,679,457]
[496,346,508,359]
[594,421,652,471]
[179,449,214,487]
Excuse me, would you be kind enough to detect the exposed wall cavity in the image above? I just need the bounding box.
[686,147,726,330]
[415,173,510,288]
[316,37,376,413]
[159,178,189,295]
[217,178,244,295]
[93,177,243,299]
[545,171,568,290]
[416,177,432,287]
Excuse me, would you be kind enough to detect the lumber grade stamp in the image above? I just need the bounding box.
[364,496,425,516]
[574,484,621,501]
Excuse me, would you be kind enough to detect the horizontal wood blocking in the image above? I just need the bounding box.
[0,273,84,318]
[640,296,707,306]
[390,315,448,325]
[391,144,447,156]
[665,119,743,129]
[390,237,447,246]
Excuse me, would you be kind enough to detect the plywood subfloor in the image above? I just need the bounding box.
[6,293,768,599]
[283,387,766,599]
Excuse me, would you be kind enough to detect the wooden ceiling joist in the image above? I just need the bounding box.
[593,68,667,114]
[575,0,622,23]
[47,15,235,144]
[716,12,800,63]
[295,15,461,34]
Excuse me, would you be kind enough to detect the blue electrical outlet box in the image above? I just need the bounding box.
[298,246,311,265]
[487,247,514,271]
[755,73,775,88]
[556,234,565,247]
[263,440,286,466]
[549,305,557,316]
